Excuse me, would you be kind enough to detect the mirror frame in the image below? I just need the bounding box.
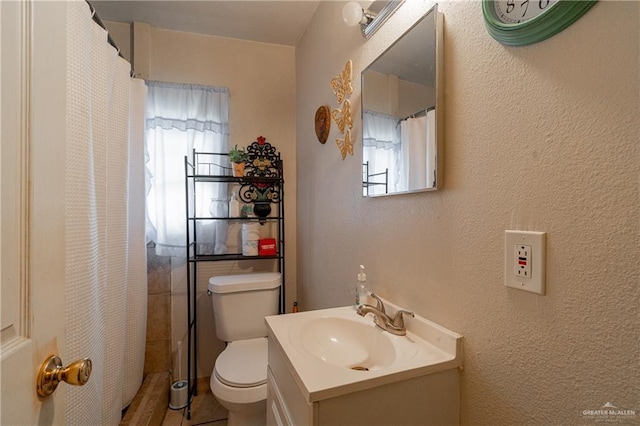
[361,5,444,197]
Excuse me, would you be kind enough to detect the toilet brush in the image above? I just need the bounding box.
[169,340,189,409]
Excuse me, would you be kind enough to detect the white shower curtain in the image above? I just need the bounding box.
[425,108,437,188]
[401,116,427,191]
[124,79,149,407]
[400,109,436,191]
[65,2,146,424]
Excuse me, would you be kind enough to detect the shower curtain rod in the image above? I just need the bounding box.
[401,105,435,121]
[86,1,124,61]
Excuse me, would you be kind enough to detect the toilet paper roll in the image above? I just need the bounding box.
[169,380,189,410]
[241,223,260,256]
[242,239,259,256]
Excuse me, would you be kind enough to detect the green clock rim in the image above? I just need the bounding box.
[482,0,598,46]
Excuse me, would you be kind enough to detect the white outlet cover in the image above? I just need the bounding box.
[505,230,546,295]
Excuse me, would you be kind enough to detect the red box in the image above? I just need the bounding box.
[259,238,277,256]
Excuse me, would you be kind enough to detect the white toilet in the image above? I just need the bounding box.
[208,272,281,426]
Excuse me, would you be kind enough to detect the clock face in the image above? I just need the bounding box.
[494,0,559,24]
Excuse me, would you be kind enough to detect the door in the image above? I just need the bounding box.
[1,1,72,423]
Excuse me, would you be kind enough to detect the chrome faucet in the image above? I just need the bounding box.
[356,293,414,336]
[356,304,390,331]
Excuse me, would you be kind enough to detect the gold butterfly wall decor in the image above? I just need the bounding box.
[336,129,354,161]
[329,60,355,160]
[330,60,353,105]
[332,99,352,134]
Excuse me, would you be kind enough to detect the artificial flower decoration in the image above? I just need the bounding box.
[237,135,282,204]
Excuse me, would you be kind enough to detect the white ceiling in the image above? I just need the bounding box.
[91,0,322,46]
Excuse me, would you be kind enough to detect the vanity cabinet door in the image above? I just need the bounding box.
[267,368,292,426]
[267,336,316,425]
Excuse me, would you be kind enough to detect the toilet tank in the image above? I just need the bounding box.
[208,272,281,342]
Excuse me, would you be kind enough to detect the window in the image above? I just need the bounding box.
[145,81,230,256]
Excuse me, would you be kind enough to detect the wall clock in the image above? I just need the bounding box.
[482,0,598,46]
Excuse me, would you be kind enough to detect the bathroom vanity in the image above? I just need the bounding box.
[265,301,463,425]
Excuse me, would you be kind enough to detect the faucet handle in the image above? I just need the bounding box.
[391,309,414,328]
[370,293,385,314]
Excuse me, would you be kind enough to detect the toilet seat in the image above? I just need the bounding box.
[214,337,267,388]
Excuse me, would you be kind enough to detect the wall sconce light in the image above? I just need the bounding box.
[342,2,376,27]
[342,0,405,38]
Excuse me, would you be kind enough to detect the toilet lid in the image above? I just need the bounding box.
[215,338,268,388]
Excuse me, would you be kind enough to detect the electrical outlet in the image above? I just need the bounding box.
[515,244,531,277]
[505,231,546,295]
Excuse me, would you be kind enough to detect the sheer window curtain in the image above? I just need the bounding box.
[145,81,229,257]
[362,110,403,194]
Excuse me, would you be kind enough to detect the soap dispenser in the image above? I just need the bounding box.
[228,192,240,218]
[355,265,367,307]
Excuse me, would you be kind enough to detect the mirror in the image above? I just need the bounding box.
[362,5,443,197]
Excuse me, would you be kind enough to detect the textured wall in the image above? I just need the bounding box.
[295,1,639,424]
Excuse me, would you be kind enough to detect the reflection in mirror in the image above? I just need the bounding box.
[362,5,443,197]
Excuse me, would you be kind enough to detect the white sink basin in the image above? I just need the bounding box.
[266,299,463,403]
[296,316,397,370]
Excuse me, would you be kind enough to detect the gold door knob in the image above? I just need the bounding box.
[37,355,92,397]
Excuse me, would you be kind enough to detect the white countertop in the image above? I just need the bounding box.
[265,300,463,403]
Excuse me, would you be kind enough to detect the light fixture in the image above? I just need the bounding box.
[342,2,377,27]
[342,0,405,38]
